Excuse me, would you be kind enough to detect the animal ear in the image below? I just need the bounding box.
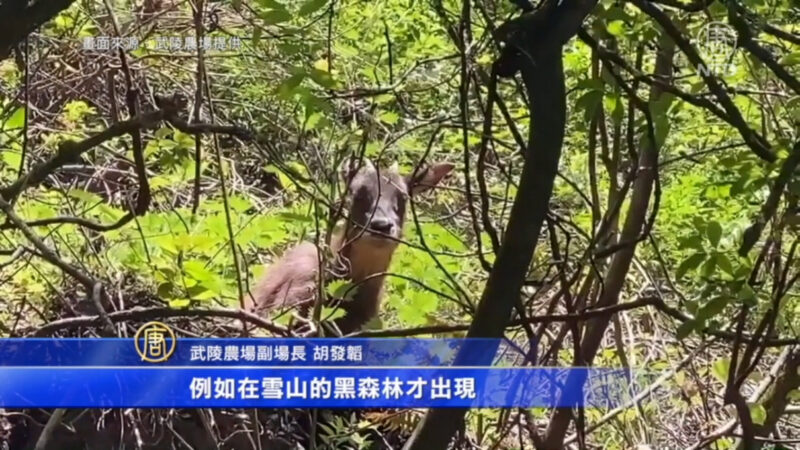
[340,157,373,186]
[406,162,455,195]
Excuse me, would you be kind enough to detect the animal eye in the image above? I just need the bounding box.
[354,186,369,199]
[353,186,372,206]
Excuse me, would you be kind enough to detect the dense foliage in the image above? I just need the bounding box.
[0,0,798,447]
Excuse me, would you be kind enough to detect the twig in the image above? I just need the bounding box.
[629,0,775,162]
[91,282,115,336]
[191,0,207,215]
[688,345,794,450]
[564,342,709,445]
[0,196,95,288]
[739,141,800,255]
[0,109,166,202]
[33,408,66,450]
[32,306,290,336]
[352,297,661,337]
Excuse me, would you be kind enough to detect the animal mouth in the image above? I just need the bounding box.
[366,229,394,240]
[363,228,397,242]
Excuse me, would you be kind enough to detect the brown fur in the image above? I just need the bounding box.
[246,160,454,334]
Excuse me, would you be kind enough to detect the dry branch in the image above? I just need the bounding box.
[32,306,290,337]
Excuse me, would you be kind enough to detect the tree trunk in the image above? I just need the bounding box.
[402,28,568,450]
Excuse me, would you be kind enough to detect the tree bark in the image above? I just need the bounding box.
[0,0,77,60]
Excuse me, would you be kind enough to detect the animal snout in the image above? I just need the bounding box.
[368,217,395,235]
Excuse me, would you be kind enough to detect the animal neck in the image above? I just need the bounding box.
[330,226,399,285]
[323,225,399,332]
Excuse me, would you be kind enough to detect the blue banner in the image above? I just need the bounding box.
[0,338,521,366]
[0,367,632,408]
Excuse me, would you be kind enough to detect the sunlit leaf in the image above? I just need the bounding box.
[4,107,24,130]
[676,253,705,279]
[299,0,328,16]
[261,9,293,25]
[607,20,625,36]
[711,358,730,384]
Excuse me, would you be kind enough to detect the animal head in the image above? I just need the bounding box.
[340,159,454,246]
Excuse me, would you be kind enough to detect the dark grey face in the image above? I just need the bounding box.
[346,163,408,242]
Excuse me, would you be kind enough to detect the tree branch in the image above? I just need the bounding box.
[31,306,290,337]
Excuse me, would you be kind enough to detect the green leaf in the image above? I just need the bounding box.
[153,235,180,254]
[676,320,696,340]
[576,89,603,123]
[706,221,722,247]
[308,68,335,88]
[4,107,24,130]
[313,59,329,72]
[299,0,327,15]
[256,0,286,8]
[679,234,704,251]
[321,306,346,320]
[716,254,733,275]
[327,280,355,301]
[2,150,20,168]
[260,9,292,24]
[157,282,175,298]
[692,217,706,233]
[676,253,706,279]
[606,20,625,36]
[603,95,617,115]
[277,73,305,97]
[183,260,215,283]
[650,93,674,119]
[787,96,800,122]
[396,290,437,326]
[68,189,103,205]
[305,111,323,129]
[701,256,717,278]
[298,91,331,114]
[253,27,263,47]
[697,296,729,321]
[684,299,699,315]
[689,81,706,94]
[609,93,624,125]
[749,404,767,425]
[711,358,730,384]
[653,114,671,149]
[154,127,172,139]
[575,78,603,91]
[278,42,303,55]
[62,100,95,123]
[378,111,399,125]
[187,285,216,301]
[169,299,191,308]
[264,165,295,191]
[737,284,757,306]
[779,52,800,66]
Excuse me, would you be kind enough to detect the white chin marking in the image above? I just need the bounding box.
[366,232,395,242]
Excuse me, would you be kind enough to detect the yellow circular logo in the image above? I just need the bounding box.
[134,321,177,363]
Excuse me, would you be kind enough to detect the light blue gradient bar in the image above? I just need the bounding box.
[0,367,632,408]
[0,338,513,366]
